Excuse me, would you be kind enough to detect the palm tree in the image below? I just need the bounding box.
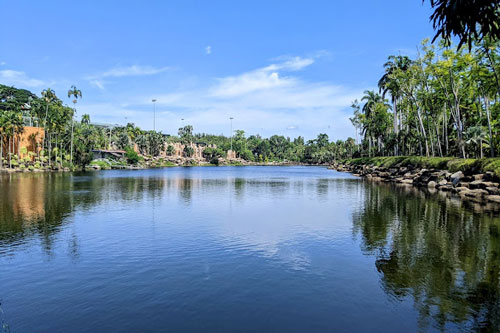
[4,111,23,168]
[465,126,487,158]
[0,112,6,168]
[81,114,90,124]
[67,85,82,166]
[378,55,412,155]
[361,91,388,156]
[41,88,56,167]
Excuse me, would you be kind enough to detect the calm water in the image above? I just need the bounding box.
[0,166,499,332]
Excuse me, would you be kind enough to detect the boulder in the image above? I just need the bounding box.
[486,187,500,195]
[427,181,437,188]
[464,189,489,198]
[473,174,485,181]
[450,171,463,186]
[452,186,469,194]
[469,180,499,189]
[438,179,447,186]
[439,185,453,192]
[486,195,500,203]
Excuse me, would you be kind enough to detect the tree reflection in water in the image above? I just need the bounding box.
[353,182,500,331]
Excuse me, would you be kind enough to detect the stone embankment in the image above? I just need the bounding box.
[331,163,500,205]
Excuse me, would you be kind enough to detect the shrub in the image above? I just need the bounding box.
[166,145,175,156]
[125,147,140,164]
[90,160,111,169]
[184,146,194,157]
[210,156,219,165]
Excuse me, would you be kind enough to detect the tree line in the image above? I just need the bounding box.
[1,84,359,169]
[350,38,500,159]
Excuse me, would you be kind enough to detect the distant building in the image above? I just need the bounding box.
[92,149,126,160]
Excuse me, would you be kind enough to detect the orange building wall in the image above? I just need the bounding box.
[1,127,45,159]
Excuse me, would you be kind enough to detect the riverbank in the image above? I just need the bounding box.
[330,157,500,205]
[0,158,316,173]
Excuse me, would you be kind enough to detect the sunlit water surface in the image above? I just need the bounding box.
[1,166,499,332]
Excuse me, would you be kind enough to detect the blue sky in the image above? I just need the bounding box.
[0,0,435,140]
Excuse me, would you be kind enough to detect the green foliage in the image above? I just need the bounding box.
[183,146,194,157]
[346,156,500,177]
[166,145,175,156]
[125,147,140,164]
[90,160,111,169]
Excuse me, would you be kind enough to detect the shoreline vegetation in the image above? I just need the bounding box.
[0,84,351,173]
[331,156,500,207]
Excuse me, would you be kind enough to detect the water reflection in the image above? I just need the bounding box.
[1,168,499,331]
[353,182,500,331]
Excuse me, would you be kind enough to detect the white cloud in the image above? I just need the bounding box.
[205,46,212,55]
[81,55,360,140]
[209,56,315,98]
[0,70,45,88]
[100,65,171,78]
[263,56,315,72]
[89,79,105,90]
[0,62,6,66]
[85,65,171,89]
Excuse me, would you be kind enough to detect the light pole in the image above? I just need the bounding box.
[152,99,157,131]
[230,117,234,152]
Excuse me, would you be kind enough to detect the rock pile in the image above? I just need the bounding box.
[331,163,500,204]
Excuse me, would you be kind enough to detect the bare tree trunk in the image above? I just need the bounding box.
[416,109,429,156]
[485,96,495,157]
[70,112,74,166]
[9,135,12,168]
[393,97,398,156]
[435,123,443,157]
[443,108,449,156]
[48,133,51,167]
[0,134,3,168]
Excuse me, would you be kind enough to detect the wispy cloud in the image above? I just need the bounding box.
[209,56,314,98]
[100,65,171,78]
[205,46,212,55]
[86,65,172,90]
[0,62,6,66]
[82,55,360,139]
[0,70,45,88]
[89,79,105,90]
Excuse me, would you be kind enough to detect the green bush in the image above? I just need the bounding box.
[184,146,195,158]
[125,147,140,164]
[345,156,500,177]
[90,160,111,169]
[210,156,219,165]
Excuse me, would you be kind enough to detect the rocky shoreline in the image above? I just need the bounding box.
[0,160,316,173]
[331,162,500,205]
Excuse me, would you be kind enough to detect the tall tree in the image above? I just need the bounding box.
[67,85,82,166]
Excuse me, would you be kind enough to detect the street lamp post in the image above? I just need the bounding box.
[152,99,157,131]
[230,117,234,152]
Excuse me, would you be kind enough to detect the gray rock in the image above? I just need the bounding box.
[438,179,447,186]
[486,187,500,195]
[464,189,489,198]
[428,181,437,188]
[487,195,500,203]
[450,171,463,186]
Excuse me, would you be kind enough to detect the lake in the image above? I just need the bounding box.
[0,166,499,332]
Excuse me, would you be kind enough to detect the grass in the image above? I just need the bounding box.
[343,156,500,178]
[89,160,112,170]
